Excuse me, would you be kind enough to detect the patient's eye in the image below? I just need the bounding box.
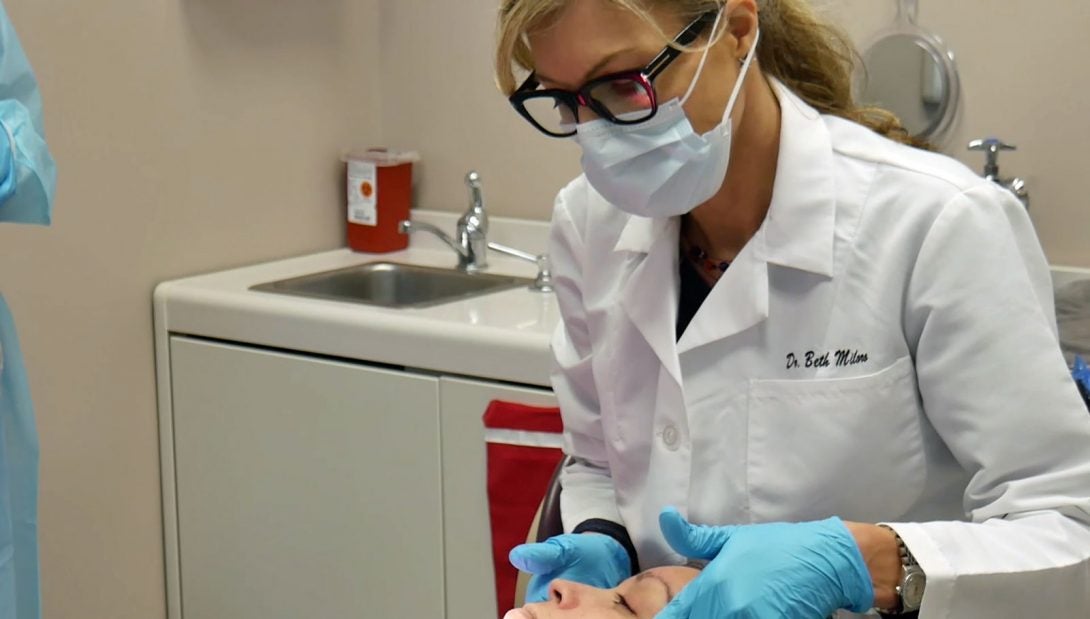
[613,593,636,615]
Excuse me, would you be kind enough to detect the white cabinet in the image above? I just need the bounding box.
[164,337,557,619]
[438,377,556,619]
[169,337,444,619]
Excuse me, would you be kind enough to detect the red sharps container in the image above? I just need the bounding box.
[345,149,420,253]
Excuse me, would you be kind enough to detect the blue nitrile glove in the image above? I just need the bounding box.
[654,507,874,619]
[1073,356,1090,411]
[510,533,632,603]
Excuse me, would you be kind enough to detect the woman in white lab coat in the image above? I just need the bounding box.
[496,1,1090,618]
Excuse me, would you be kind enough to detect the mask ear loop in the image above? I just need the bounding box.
[679,8,725,106]
[716,28,761,133]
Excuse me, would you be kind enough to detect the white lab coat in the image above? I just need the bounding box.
[550,79,1090,618]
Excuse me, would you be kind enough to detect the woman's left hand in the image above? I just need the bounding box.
[653,507,875,619]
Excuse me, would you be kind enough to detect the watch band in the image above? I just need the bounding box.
[878,612,920,619]
[876,524,923,616]
[573,518,641,576]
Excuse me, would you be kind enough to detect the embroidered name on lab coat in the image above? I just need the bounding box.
[786,350,869,370]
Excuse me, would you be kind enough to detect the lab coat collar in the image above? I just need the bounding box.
[618,217,684,385]
[612,79,836,278]
[675,80,834,353]
[615,212,771,368]
[760,78,837,278]
[614,215,667,254]
[677,234,769,354]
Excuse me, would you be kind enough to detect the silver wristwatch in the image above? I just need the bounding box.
[878,525,926,614]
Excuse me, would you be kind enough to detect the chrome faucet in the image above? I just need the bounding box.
[399,171,491,272]
[460,170,490,256]
[399,170,554,292]
[968,138,1030,210]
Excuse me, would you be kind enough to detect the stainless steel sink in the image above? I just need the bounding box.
[251,262,533,309]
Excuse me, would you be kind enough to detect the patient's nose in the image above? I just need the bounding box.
[549,579,591,609]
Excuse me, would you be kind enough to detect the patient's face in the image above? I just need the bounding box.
[506,566,699,619]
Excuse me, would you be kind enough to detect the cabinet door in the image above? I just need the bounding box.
[171,337,443,619]
[439,377,556,619]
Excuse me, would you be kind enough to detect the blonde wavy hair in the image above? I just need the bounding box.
[495,0,929,149]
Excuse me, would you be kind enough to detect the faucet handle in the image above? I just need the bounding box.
[968,137,1017,154]
[466,170,484,209]
[968,138,1017,178]
[460,170,489,236]
[466,170,482,189]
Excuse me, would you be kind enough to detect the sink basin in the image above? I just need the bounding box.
[251,262,533,309]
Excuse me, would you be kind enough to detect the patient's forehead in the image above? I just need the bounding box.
[635,566,699,592]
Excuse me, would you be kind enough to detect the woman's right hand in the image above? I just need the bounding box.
[509,533,632,602]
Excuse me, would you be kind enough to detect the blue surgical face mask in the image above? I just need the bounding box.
[574,14,760,219]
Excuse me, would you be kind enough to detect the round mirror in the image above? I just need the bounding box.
[857,1,961,146]
[861,35,950,138]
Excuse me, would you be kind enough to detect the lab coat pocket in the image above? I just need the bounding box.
[746,356,925,523]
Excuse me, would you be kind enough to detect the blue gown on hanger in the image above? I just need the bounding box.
[0,1,58,618]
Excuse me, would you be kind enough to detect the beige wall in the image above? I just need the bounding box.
[832,0,1090,266]
[0,0,382,617]
[0,1,1087,618]
[378,0,583,221]
[380,0,1090,266]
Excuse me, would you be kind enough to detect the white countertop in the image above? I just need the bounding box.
[153,211,560,387]
[154,207,1090,388]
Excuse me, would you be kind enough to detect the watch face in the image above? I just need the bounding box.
[902,570,927,609]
